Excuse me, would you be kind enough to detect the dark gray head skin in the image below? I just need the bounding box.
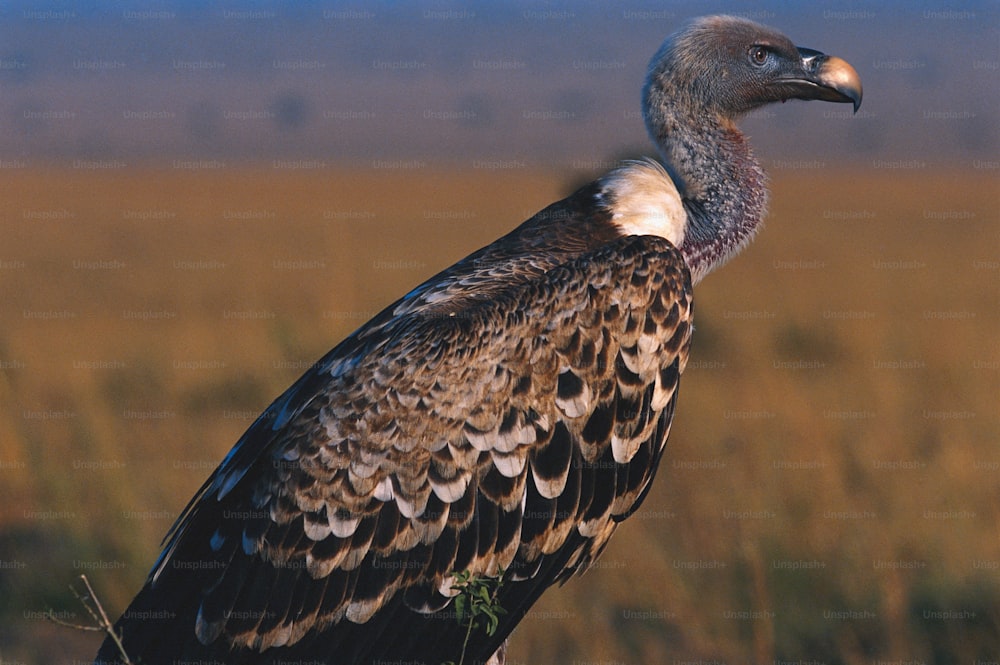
[644,15,862,121]
[641,15,862,283]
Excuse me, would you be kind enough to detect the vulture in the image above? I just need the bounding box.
[95,15,861,665]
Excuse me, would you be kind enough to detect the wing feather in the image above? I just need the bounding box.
[104,215,693,664]
[528,420,574,499]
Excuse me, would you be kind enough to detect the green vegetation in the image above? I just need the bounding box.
[445,568,507,665]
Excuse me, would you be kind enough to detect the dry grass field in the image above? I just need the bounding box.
[0,166,997,663]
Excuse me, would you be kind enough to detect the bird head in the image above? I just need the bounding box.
[643,15,862,123]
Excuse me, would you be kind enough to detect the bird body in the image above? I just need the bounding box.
[96,15,860,665]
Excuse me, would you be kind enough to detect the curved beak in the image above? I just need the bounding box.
[776,47,863,112]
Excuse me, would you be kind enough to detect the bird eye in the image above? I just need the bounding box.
[749,46,769,66]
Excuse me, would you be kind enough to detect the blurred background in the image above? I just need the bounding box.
[0,1,997,663]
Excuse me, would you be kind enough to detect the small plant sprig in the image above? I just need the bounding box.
[444,567,507,665]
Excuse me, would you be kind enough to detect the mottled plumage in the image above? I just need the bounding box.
[97,15,860,665]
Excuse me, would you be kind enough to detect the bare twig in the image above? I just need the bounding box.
[45,574,133,664]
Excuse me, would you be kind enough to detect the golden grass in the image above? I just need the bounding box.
[1,166,997,663]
